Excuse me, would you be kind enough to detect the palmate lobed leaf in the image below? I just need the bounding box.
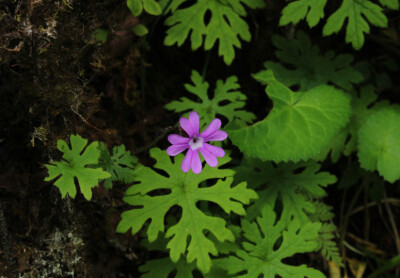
[358,107,400,183]
[165,70,255,127]
[139,227,238,277]
[280,0,398,50]
[117,148,257,273]
[44,134,111,200]
[140,257,196,278]
[217,205,324,278]
[258,31,363,91]
[163,0,265,65]
[234,157,341,265]
[323,0,388,50]
[159,0,187,13]
[229,71,351,163]
[234,157,337,223]
[140,256,231,278]
[280,0,328,28]
[98,143,138,189]
[379,0,399,9]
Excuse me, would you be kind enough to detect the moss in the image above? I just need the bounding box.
[0,0,105,161]
[30,126,49,147]
[18,227,85,278]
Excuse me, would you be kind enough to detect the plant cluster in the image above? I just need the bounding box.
[44,0,400,277]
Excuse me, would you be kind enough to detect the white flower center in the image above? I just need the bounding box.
[189,136,203,150]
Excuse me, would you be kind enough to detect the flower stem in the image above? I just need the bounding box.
[133,122,179,155]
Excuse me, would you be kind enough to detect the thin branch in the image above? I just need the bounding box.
[339,177,367,260]
[133,122,179,155]
[383,186,400,254]
[70,103,111,135]
[364,181,370,241]
[350,198,400,215]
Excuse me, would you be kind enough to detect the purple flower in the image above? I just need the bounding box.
[166,111,228,174]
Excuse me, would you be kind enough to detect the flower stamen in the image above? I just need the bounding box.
[189,136,203,150]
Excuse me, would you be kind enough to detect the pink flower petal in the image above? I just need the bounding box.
[199,147,218,167]
[168,134,190,144]
[203,130,228,142]
[191,150,202,174]
[181,149,193,172]
[200,118,221,139]
[167,144,188,156]
[188,111,200,135]
[204,143,225,157]
[179,111,200,137]
[180,118,195,137]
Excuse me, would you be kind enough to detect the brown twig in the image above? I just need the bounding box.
[364,181,370,241]
[0,41,23,52]
[70,103,112,135]
[378,202,394,245]
[350,198,400,215]
[339,176,367,273]
[383,186,400,254]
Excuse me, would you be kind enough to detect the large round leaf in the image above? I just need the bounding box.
[229,81,351,162]
[358,108,400,183]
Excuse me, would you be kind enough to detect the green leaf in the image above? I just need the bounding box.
[280,0,328,28]
[234,158,340,265]
[44,135,111,200]
[127,0,143,16]
[132,24,149,36]
[323,0,388,50]
[218,205,324,278]
[259,31,363,91]
[98,143,138,189]
[117,148,257,273]
[127,0,162,16]
[324,86,389,162]
[140,256,231,278]
[234,158,336,223]
[354,59,398,91]
[379,0,399,9]
[309,202,342,265]
[140,257,197,278]
[317,222,342,265]
[164,0,265,65]
[93,28,109,44]
[310,201,335,222]
[143,0,162,15]
[358,108,400,183]
[229,73,351,162]
[139,226,237,277]
[165,70,255,127]
[159,0,187,13]
[369,254,400,278]
[233,156,272,190]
